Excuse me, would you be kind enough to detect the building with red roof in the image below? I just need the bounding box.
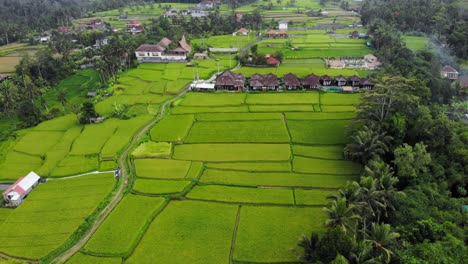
[266,56,281,67]
[3,171,41,207]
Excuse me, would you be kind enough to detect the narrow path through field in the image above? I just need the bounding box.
[48,170,115,180]
[51,85,190,264]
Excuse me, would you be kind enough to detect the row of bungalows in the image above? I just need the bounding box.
[214,71,374,91]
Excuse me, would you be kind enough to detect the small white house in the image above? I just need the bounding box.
[2,171,41,207]
[278,20,288,30]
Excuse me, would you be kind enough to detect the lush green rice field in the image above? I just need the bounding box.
[134,158,192,179]
[173,143,291,161]
[126,201,237,264]
[150,114,194,142]
[402,35,429,51]
[83,195,166,256]
[133,179,192,194]
[184,120,290,143]
[234,206,327,263]
[66,252,121,264]
[0,173,115,259]
[288,119,349,144]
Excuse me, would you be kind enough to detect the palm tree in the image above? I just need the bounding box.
[349,240,381,264]
[365,223,399,264]
[296,232,320,263]
[344,125,393,164]
[324,197,361,235]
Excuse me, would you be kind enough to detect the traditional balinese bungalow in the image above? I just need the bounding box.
[361,79,375,90]
[266,56,281,67]
[441,65,459,80]
[321,75,333,86]
[249,73,279,91]
[215,70,245,91]
[349,75,361,87]
[266,29,277,38]
[2,172,41,207]
[283,73,301,90]
[237,28,249,35]
[301,74,320,89]
[335,75,347,86]
[278,29,288,38]
[127,20,144,34]
[349,30,360,39]
[135,35,191,62]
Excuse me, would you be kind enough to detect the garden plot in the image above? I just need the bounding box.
[196,112,282,121]
[179,93,246,106]
[66,253,121,264]
[200,169,356,188]
[173,144,291,162]
[126,201,237,264]
[171,106,249,114]
[150,114,194,142]
[84,195,166,256]
[246,93,319,105]
[13,131,64,156]
[184,120,290,143]
[292,145,344,159]
[205,161,291,172]
[292,156,362,175]
[285,112,356,120]
[134,159,191,179]
[0,173,114,259]
[187,185,294,205]
[234,206,326,263]
[133,179,192,195]
[131,142,172,158]
[287,119,349,144]
[320,92,361,105]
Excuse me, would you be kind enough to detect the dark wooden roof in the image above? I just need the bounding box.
[215,71,245,86]
[441,65,458,73]
[249,73,278,86]
[283,73,301,86]
[348,75,361,82]
[301,74,320,86]
[321,75,332,81]
[335,75,347,82]
[178,34,192,52]
[158,37,172,47]
[135,44,165,52]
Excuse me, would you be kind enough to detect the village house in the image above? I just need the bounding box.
[301,74,321,89]
[266,56,281,67]
[348,75,361,87]
[335,75,347,86]
[349,30,360,39]
[265,29,287,38]
[193,52,209,60]
[126,20,144,34]
[197,0,218,10]
[321,75,333,86]
[441,65,459,80]
[266,29,277,38]
[2,172,41,207]
[215,70,245,91]
[278,20,288,30]
[135,35,192,62]
[364,54,381,69]
[249,73,279,91]
[283,73,301,90]
[361,79,375,90]
[278,29,288,38]
[190,80,215,91]
[236,28,249,35]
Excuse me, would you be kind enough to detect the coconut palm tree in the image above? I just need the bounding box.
[296,232,320,263]
[349,240,381,264]
[344,125,393,164]
[365,223,399,264]
[324,197,361,235]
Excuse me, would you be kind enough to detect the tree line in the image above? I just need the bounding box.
[297,7,467,263]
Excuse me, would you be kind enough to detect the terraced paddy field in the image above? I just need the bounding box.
[74,91,361,264]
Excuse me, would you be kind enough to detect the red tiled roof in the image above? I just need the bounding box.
[238,28,249,33]
[278,29,287,35]
[135,44,165,52]
[158,37,172,47]
[266,57,280,65]
[267,29,277,35]
[2,177,26,196]
[441,65,458,73]
[127,20,141,25]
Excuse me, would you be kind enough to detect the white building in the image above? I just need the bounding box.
[135,36,192,63]
[278,20,288,30]
[3,171,41,207]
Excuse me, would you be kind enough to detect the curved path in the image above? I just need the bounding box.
[51,87,189,264]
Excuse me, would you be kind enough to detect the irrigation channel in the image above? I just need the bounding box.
[52,86,190,264]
